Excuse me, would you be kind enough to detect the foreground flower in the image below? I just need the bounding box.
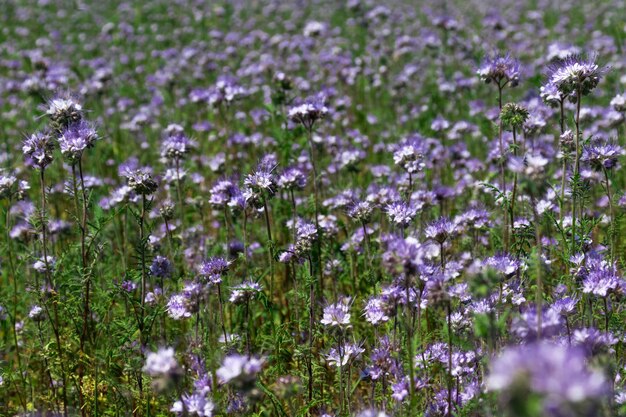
[582,140,623,170]
[143,347,179,376]
[143,347,183,392]
[217,354,264,384]
[321,297,352,328]
[487,342,607,416]
[58,120,98,163]
[22,131,55,169]
[547,54,607,96]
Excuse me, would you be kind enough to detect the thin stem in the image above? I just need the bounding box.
[78,158,90,417]
[5,201,28,412]
[447,303,453,417]
[262,196,274,301]
[39,169,68,417]
[217,284,229,343]
[572,88,582,254]
[497,84,509,251]
[405,278,416,412]
[603,167,614,264]
[511,127,518,235]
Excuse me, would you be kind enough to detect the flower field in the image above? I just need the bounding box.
[0,0,625,416]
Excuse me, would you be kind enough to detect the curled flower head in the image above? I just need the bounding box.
[45,95,83,131]
[150,255,173,279]
[500,103,529,130]
[58,120,98,163]
[547,54,608,96]
[125,169,158,195]
[161,130,196,161]
[23,131,55,169]
[582,140,623,171]
[199,257,230,284]
[288,95,328,130]
[477,53,520,87]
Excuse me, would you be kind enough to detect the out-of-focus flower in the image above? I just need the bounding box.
[477,54,520,87]
[487,342,607,416]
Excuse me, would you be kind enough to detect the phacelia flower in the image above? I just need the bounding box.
[23,131,55,169]
[582,140,622,170]
[288,96,328,130]
[321,297,352,328]
[150,256,173,279]
[199,257,230,284]
[487,342,607,416]
[229,281,262,304]
[547,54,607,96]
[217,354,264,384]
[58,120,98,163]
[125,169,158,195]
[477,53,520,87]
[45,96,83,131]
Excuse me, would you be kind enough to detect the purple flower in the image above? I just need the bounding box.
[582,140,623,170]
[363,297,390,325]
[512,306,563,341]
[477,53,520,87]
[277,167,307,190]
[150,256,173,279]
[198,257,230,284]
[28,305,45,321]
[216,354,264,384]
[288,95,328,130]
[171,393,215,417]
[161,130,196,160]
[58,120,98,162]
[167,294,191,320]
[348,200,374,223]
[582,261,622,297]
[125,169,158,195]
[45,95,83,130]
[392,136,425,174]
[320,297,352,327]
[547,54,608,96]
[425,217,457,244]
[385,201,418,228]
[143,347,179,377]
[22,131,54,169]
[487,342,607,415]
[326,342,364,367]
[229,281,262,304]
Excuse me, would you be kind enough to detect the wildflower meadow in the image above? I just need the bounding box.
[1,0,626,416]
